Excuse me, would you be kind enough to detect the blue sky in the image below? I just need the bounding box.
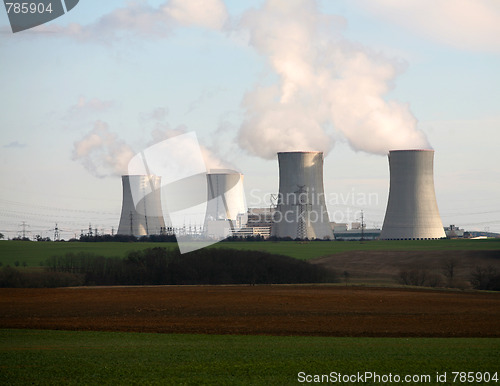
[1,0,499,239]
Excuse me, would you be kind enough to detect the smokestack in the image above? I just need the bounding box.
[204,169,247,238]
[272,151,332,240]
[117,175,166,236]
[380,150,445,240]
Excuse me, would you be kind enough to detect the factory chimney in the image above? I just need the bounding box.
[272,151,333,239]
[117,175,166,236]
[380,150,445,240]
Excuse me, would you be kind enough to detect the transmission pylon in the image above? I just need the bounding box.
[54,223,60,241]
[294,185,311,239]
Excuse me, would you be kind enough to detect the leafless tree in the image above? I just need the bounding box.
[442,258,459,287]
[470,265,499,290]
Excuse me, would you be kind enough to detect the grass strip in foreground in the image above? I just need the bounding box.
[0,329,498,385]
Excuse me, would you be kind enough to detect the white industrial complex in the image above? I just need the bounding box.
[117,149,452,241]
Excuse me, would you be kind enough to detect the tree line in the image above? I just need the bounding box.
[397,257,500,291]
[0,247,337,287]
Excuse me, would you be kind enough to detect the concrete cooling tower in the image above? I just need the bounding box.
[203,169,247,239]
[272,151,333,240]
[380,150,446,240]
[117,175,166,236]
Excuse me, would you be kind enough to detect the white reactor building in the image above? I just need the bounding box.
[380,150,446,240]
[117,175,166,236]
[272,151,333,240]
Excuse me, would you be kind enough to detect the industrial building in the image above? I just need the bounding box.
[230,207,275,238]
[117,175,166,236]
[444,224,465,238]
[331,222,381,241]
[271,151,333,239]
[247,207,275,227]
[380,150,446,240]
[232,226,271,238]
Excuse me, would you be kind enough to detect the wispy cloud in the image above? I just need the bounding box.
[66,96,114,116]
[140,107,168,122]
[185,88,226,115]
[354,0,500,52]
[33,0,228,43]
[164,0,228,30]
[3,141,26,148]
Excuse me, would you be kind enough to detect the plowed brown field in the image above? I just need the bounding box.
[1,286,499,337]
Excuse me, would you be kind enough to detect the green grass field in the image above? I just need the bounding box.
[213,238,500,260]
[0,241,177,267]
[1,238,499,266]
[0,329,498,385]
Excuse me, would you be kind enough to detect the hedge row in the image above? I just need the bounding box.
[1,248,337,287]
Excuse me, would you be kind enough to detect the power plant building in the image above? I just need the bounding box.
[272,151,333,239]
[115,149,451,243]
[117,175,166,236]
[380,150,445,240]
[331,222,381,241]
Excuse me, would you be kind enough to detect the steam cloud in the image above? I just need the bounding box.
[68,0,435,165]
[237,0,431,158]
[73,115,231,178]
[148,126,233,171]
[72,121,135,178]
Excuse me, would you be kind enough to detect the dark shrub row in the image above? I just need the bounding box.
[77,234,177,242]
[38,247,336,287]
[470,265,500,291]
[398,264,500,291]
[0,266,84,288]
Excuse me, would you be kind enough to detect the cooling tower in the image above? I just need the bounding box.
[117,175,166,236]
[380,150,446,240]
[272,152,333,239]
[203,169,247,238]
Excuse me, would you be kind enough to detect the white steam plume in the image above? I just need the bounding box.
[73,115,232,178]
[148,126,232,171]
[72,121,135,178]
[237,0,430,159]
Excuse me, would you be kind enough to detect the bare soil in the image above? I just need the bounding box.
[311,250,500,286]
[1,285,499,337]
